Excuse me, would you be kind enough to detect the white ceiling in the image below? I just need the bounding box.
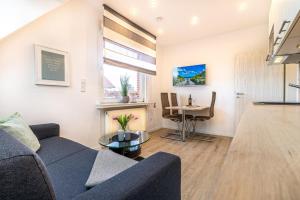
[104,0,271,46]
[0,0,68,41]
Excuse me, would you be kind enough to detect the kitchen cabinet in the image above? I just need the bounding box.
[269,0,300,56]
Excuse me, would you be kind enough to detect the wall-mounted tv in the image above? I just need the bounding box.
[173,64,206,86]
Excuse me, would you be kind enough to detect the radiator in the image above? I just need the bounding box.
[104,108,147,134]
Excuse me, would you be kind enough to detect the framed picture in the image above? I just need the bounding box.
[35,45,70,86]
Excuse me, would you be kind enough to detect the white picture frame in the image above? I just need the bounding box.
[35,45,70,86]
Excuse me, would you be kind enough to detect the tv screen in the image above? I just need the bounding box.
[173,64,206,86]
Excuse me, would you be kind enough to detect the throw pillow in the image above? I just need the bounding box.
[0,113,40,152]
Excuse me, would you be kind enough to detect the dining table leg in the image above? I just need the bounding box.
[182,110,186,142]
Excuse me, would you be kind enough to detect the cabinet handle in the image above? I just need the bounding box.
[273,36,282,46]
[279,20,291,34]
[289,83,300,89]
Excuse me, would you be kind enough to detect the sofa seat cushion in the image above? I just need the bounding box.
[47,149,97,200]
[37,137,87,166]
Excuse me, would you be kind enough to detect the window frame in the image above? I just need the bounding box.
[101,64,147,103]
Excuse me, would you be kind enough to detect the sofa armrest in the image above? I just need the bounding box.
[30,123,60,140]
[73,152,181,200]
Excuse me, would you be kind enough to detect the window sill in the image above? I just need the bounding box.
[96,102,150,111]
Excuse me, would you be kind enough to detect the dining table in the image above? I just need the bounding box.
[165,105,208,141]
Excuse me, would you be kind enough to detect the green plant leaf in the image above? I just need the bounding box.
[120,75,130,97]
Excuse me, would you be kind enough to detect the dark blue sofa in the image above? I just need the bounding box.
[0,123,181,200]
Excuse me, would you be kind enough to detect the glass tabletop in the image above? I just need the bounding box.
[99,131,150,149]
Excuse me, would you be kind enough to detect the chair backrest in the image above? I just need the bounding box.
[161,93,171,118]
[0,130,56,200]
[170,93,179,115]
[209,91,216,118]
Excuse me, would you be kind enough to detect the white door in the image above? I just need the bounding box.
[234,53,251,128]
[234,51,284,128]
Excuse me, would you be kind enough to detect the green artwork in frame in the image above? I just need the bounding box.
[35,45,70,86]
[41,50,65,81]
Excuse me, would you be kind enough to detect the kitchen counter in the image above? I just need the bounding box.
[212,104,300,200]
[254,101,300,105]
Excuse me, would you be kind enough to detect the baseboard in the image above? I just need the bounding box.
[147,126,162,133]
[162,124,233,138]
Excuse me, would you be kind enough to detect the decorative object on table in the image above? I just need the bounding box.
[173,64,206,87]
[34,45,70,86]
[113,114,138,141]
[188,94,192,106]
[125,132,131,140]
[117,130,125,141]
[120,75,130,103]
[99,131,150,158]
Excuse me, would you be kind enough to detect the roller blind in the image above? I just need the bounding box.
[103,4,157,75]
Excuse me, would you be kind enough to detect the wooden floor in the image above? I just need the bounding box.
[141,129,232,200]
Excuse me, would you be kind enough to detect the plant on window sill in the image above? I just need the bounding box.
[120,75,130,103]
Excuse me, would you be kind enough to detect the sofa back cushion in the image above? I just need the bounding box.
[0,130,56,200]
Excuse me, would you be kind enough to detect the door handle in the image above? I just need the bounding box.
[236,92,245,95]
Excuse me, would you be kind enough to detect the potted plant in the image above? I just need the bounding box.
[120,75,130,103]
[113,114,138,141]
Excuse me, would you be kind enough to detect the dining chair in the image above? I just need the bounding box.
[170,93,193,135]
[191,91,216,141]
[160,93,183,141]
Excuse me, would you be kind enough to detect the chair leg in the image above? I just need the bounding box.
[191,134,216,142]
[192,120,196,135]
[160,120,183,141]
[185,120,192,137]
[190,120,216,142]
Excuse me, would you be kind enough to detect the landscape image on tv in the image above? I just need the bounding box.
[173,64,206,86]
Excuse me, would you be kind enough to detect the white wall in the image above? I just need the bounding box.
[158,24,268,137]
[0,0,269,143]
[0,0,102,147]
[146,47,164,132]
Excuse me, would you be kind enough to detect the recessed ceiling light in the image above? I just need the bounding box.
[273,56,288,64]
[157,28,164,35]
[150,0,158,8]
[156,16,163,22]
[297,44,300,49]
[238,2,248,12]
[190,16,199,25]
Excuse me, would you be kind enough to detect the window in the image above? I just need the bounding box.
[103,64,146,102]
[102,5,157,102]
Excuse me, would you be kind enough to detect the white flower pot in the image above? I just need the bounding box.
[117,131,125,141]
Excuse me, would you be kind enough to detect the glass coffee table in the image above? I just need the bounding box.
[99,131,150,159]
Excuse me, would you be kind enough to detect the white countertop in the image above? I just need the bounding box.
[212,104,300,200]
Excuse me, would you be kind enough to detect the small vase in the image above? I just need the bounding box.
[117,130,125,141]
[125,131,131,140]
